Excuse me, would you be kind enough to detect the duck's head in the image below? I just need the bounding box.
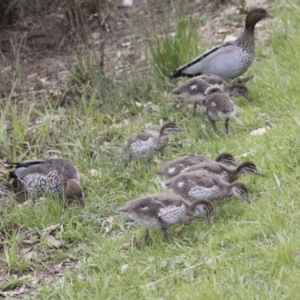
[245,8,273,29]
[230,84,249,100]
[160,122,183,135]
[66,178,85,206]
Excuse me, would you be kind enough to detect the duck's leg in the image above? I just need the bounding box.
[224,118,230,134]
[140,228,149,249]
[236,75,254,84]
[162,228,170,242]
[210,120,218,132]
[193,102,198,117]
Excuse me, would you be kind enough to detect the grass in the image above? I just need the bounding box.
[1,0,300,298]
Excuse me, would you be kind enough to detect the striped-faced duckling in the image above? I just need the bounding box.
[165,170,250,203]
[183,161,261,183]
[119,193,213,247]
[122,122,183,163]
[157,152,237,180]
[171,74,249,116]
[200,90,236,133]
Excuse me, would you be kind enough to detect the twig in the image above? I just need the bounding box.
[145,254,226,288]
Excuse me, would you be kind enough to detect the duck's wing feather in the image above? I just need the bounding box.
[9,159,50,179]
[171,41,238,78]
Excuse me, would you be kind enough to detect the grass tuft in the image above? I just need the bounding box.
[146,12,204,77]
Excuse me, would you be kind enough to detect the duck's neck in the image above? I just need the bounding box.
[224,168,238,183]
[156,135,169,151]
[236,28,255,48]
[219,181,232,197]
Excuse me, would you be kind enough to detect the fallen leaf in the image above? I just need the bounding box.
[53,261,64,273]
[43,224,61,235]
[27,73,38,81]
[18,200,30,207]
[20,246,33,254]
[106,216,114,224]
[1,65,12,73]
[2,286,27,296]
[23,236,39,245]
[20,274,40,285]
[30,275,40,285]
[37,77,48,85]
[250,127,270,136]
[23,250,37,261]
[121,41,131,48]
[91,32,100,40]
[134,101,159,112]
[88,169,100,178]
[121,264,129,273]
[77,274,85,281]
[144,101,159,112]
[46,235,62,249]
[35,114,61,125]
[0,163,9,175]
[135,101,143,108]
[122,0,132,7]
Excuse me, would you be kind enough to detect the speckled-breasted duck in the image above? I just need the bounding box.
[157,152,237,180]
[171,74,249,116]
[200,90,236,133]
[9,158,85,206]
[183,161,261,183]
[119,193,213,246]
[171,8,273,80]
[122,122,183,163]
[165,170,250,203]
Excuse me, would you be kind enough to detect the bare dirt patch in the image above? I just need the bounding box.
[0,0,269,100]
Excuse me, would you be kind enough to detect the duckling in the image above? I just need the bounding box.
[171,8,273,80]
[200,90,236,133]
[0,181,15,208]
[171,74,249,116]
[0,181,14,198]
[119,193,213,247]
[0,180,27,207]
[157,152,237,180]
[9,158,85,206]
[165,170,250,203]
[122,122,183,163]
[183,161,261,183]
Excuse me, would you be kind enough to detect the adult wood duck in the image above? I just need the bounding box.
[9,158,85,206]
[171,8,273,80]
